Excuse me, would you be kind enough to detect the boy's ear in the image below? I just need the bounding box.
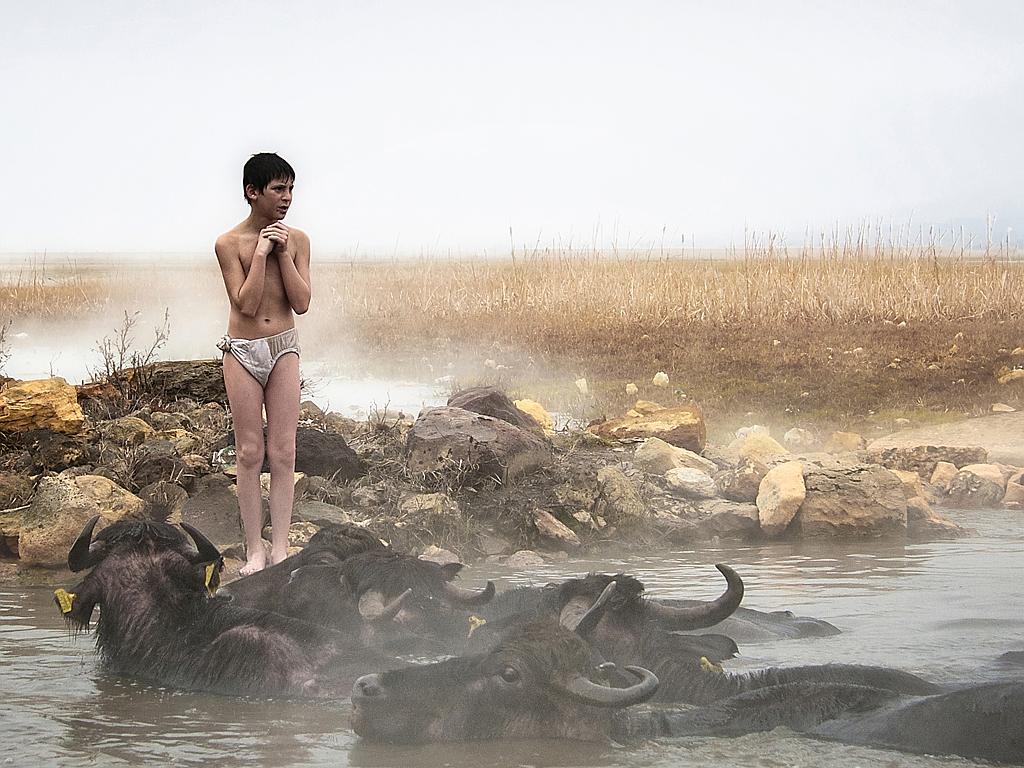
[245,183,260,201]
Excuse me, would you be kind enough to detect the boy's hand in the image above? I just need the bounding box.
[256,223,289,257]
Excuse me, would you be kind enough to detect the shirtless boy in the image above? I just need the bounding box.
[215,153,311,575]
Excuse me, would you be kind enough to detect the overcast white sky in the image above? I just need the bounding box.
[2,1,1022,256]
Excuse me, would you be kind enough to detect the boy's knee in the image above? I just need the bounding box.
[235,441,265,469]
[266,441,296,469]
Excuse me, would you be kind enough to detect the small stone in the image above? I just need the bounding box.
[825,431,867,454]
[665,467,718,499]
[505,549,545,567]
[783,427,817,451]
[991,403,1016,413]
[513,399,554,431]
[634,436,717,475]
[625,382,638,395]
[651,372,670,387]
[575,378,589,395]
[532,509,581,548]
[419,544,460,565]
[930,461,958,490]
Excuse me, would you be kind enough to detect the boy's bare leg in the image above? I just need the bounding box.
[264,352,300,565]
[223,353,269,575]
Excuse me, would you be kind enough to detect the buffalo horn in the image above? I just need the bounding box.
[560,581,617,637]
[180,522,223,565]
[358,588,412,622]
[68,515,106,572]
[557,665,659,708]
[440,579,496,607]
[647,564,744,630]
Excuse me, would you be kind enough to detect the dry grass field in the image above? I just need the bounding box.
[2,246,1022,437]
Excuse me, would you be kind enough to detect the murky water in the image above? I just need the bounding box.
[2,509,1023,767]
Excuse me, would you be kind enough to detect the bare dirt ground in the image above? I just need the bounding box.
[867,412,1024,465]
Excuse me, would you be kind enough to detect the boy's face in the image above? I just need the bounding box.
[248,177,294,220]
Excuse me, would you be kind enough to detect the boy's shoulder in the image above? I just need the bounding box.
[215,224,247,257]
[288,225,310,244]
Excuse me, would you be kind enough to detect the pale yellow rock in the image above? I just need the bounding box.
[532,509,581,548]
[651,371,670,387]
[729,432,789,465]
[930,461,958,490]
[0,377,85,435]
[625,383,639,395]
[756,461,805,537]
[997,369,1024,385]
[1002,469,1024,508]
[632,400,667,415]
[825,431,867,453]
[991,402,1016,413]
[890,469,925,501]
[574,377,589,395]
[98,416,155,445]
[156,428,203,454]
[960,463,1007,487]
[514,399,554,432]
[634,436,717,475]
[259,472,309,498]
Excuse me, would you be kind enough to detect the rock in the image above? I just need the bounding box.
[632,401,667,416]
[477,531,514,556]
[889,469,925,500]
[0,505,25,555]
[715,458,769,503]
[625,383,638,395]
[19,474,145,566]
[0,472,34,509]
[756,460,806,537]
[893,417,912,427]
[21,429,91,473]
[726,432,789,465]
[665,467,718,499]
[946,464,1006,508]
[594,466,646,520]
[696,499,760,538]
[398,492,460,524]
[132,439,187,488]
[735,425,769,439]
[302,475,349,506]
[290,428,365,482]
[532,509,581,549]
[930,461,958,490]
[299,400,325,419]
[259,472,310,499]
[419,544,460,565]
[180,473,246,548]
[991,403,1016,413]
[351,486,387,508]
[406,406,552,483]
[652,372,670,387]
[137,480,188,523]
[137,360,227,404]
[796,462,907,537]
[505,549,545,567]
[148,411,186,431]
[634,437,716,475]
[156,428,205,456]
[906,496,965,537]
[448,387,544,435]
[1003,470,1024,508]
[292,500,351,527]
[824,431,867,453]
[264,521,320,548]
[513,399,554,432]
[575,378,589,395]
[98,416,156,445]
[997,369,1024,385]
[322,412,359,435]
[0,377,85,434]
[783,427,818,451]
[179,454,212,492]
[184,403,228,432]
[588,404,706,453]
[865,445,989,481]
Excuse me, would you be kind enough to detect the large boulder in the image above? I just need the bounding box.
[0,377,85,434]
[532,509,581,549]
[906,496,965,537]
[96,416,155,445]
[19,474,145,566]
[406,406,551,483]
[292,499,351,527]
[634,437,716,475]
[21,429,92,473]
[447,387,544,435]
[136,360,227,405]
[281,428,364,482]
[593,466,646,520]
[180,473,247,548]
[665,467,718,499]
[1002,469,1024,509]
[865,445,988,481]
[725,432,789,466]
[946,464,1007,508]
[696,499,760,539]
[756,460,806,537]
[795,461,907,537]
[930,461,958,491]
[715,458,769,502]
[588,404,706,452]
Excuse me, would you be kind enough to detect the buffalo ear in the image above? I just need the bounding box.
[440,562,465,581]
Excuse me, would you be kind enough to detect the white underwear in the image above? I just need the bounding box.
[216,328,300,387]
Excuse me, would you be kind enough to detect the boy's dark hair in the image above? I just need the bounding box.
[243,153,295,204]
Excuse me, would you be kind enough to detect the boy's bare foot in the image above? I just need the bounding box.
[240,549,267,576]
[270,546,289,566]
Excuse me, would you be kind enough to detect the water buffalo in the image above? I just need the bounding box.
[350,615,1024,763]
[56,516,391,698]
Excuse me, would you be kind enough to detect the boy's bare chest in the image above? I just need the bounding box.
[235,234,293,276]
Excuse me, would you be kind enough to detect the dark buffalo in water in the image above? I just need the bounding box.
[55,516,392,698]
[220,522,385,608]
[351,615,1024,763]
[468,569,932,705]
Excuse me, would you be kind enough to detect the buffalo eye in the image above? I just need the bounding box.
[499,666,521,684]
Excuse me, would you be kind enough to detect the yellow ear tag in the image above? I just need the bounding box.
[467,615,487,638]
[700,656,724,674]
[204,563,217,595]
[54,588,76,615]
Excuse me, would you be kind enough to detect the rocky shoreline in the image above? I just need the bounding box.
[1,362,1021,584]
